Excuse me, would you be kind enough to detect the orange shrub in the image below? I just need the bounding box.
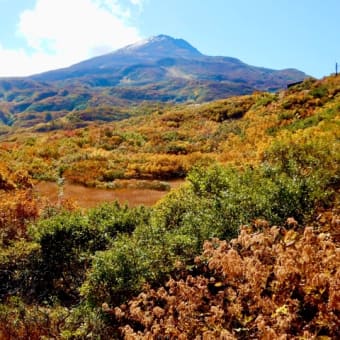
[0,190,39,244]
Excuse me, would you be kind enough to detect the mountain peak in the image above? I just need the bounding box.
[28,34,307,98]
[115,34,203,59]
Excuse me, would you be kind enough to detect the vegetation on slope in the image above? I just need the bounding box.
[0,34,306,130]
[1,76,339,188]
[0,75,339,338]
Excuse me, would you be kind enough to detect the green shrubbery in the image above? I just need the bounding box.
[0,155,337,337]
[0,203,150,307]
[81,135,338,309]
[1,125,338,310]
[6,133,332,337]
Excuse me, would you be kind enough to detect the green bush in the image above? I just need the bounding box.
[82,183,237,307]
[310,85,328,98]
[26,203,149,304]
[0,241,40,302]
[87,202,150,238]
[29,212,101,303]
[192,132,338,228]
[81,234,153,306]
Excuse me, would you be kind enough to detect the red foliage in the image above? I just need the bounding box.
[0,164,39,244]
[0,190,39,244]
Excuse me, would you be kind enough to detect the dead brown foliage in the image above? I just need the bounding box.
[113,219,340,339]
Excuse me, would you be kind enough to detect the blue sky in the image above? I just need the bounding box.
[0,0,339,78]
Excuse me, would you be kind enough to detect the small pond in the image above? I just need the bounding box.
[34,180,184,208]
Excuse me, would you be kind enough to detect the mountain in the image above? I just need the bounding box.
[0,35,307,129]
[32,34,305,89]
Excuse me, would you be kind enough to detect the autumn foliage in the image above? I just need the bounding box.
[0,163,39,245]
[0,75,339,339]
[114,220,339,339]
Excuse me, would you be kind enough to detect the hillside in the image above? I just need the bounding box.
[1,75,338,188]
[0,75,339,339]
[0,35,306,129]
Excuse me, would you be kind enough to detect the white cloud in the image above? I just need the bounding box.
[0,43,87,77]
[0,0,142,77]
[129,0,144,8]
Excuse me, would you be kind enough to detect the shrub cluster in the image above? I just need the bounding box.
[114,222,340,339]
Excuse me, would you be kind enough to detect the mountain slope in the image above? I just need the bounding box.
[0,35,307,128]
[32,34,305,89]
[2,75,338,185]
